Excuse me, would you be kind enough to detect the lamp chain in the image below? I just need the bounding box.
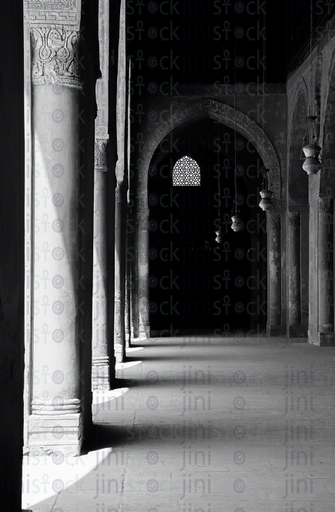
[309,0,314,120]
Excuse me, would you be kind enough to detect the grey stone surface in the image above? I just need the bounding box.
[24,336,335,512]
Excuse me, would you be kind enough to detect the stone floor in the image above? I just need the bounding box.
[22,335,335,512]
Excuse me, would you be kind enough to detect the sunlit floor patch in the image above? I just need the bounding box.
[22,447,112,509]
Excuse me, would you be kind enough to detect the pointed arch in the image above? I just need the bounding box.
[136,98,282,210]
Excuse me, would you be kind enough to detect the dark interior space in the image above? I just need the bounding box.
[127,0,335,85]
[148,117,267,336]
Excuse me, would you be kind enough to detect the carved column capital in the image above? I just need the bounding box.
[30,26,83,89]
[94,138,108,171]
[268,212,281,231]
[319,197,333,213]
[288,211,300,228]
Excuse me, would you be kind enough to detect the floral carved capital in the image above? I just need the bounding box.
[31,26,83,89]
[95,138,108,171]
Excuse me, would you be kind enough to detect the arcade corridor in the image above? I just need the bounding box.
[3,2,335,511]
[23,335,335,512]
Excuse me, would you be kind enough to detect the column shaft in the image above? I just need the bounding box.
[125,209,131,347]
[92,0,110,385]
[318,197,334,346]
[31,85,82,454]
[288,211,302,336]
[138,209,150,338]
[131,219,140,338]
[114,182,127,362]
[267,212,282,335]
[29,25,89,456]
[92,139,109,389]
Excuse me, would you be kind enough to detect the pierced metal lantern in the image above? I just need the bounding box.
[259,189,273,211]
[231,214,244,232]
[215,224,225,243]
[301,116,322,175]
[259,168,274,211]
[301,143,322,175]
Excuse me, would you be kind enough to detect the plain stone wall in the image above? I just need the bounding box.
[0,1,24,510]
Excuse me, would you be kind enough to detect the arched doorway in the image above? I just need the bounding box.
[147,116,267,337]
[135,99,282,338]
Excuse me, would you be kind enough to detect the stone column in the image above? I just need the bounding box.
[288,211,302,336]
[29,26,86,456]
[137,208,150,338]
[318,197,335,346]
[92,0,110,389]
[114,182,127,362]
[114,0,127,362]
[92,139,109,389]
[131,213,140,339]
[125,209,131,348]
[267,211,282,336]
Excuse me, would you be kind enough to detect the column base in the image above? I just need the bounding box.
[288,324,307,337]
[125,329,131,348]
[266,324,283,336]
[114,344,125,363]
[28,412,82,457]
[139,324,150,339]
[92,359,110,390]
[317,332,335,347]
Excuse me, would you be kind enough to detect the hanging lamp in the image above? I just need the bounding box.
[258,9,274,211]
[259,168,274,211]
[301,116,322,175]
[301,0,322,175]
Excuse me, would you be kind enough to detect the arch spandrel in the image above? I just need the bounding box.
[288,79,309,206]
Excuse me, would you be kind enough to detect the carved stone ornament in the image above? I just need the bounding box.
[31,27,83,89]
[319,197,333,214]
[24,0,81,29]
[268,212,281,230]
[288,211,300,228]
[94,138,108,171]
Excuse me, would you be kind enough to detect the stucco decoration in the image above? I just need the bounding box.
[94,138,108,171]
[24,0,81,29]
[137,99,282,210]
[31,27,83,89]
